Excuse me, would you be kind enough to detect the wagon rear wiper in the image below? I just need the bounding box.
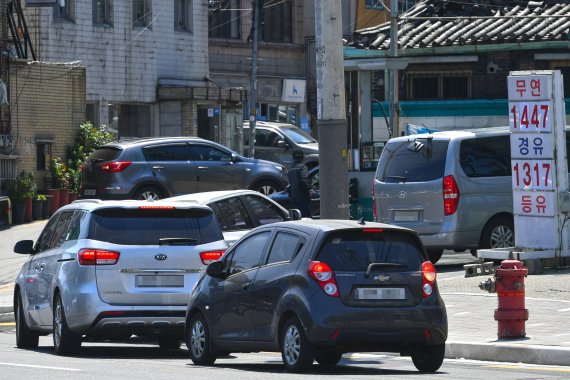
[366,262,406,277]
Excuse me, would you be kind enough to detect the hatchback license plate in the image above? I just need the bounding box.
[135,275,184,288]
[356,287,405,300]
[84,189,96,196]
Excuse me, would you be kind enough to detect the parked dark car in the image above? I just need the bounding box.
[80,137,289,200]
[185,219,448,373]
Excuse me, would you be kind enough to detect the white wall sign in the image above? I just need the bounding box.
[508,101,553,132]
[281,79,306,103]
[513,191,555,217]
[510,133,554,159]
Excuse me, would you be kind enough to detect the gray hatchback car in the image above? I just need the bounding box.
[80,137,289,200]
[373,127,516,263]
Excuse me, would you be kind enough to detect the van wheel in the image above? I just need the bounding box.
[251,180,281,196]
[427,249,443,264]
[15,292,39,349]
[481,216,514,249]
[411,343,445,372]
[53,294,82,356]
[134,186,164,200]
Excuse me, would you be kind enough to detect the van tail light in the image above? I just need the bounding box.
[78,249,120,265]
[308,261,339,297]
[199,250,225,265]
[421,261,437,297]
[98,161,132,173]
[372,180,377,221]
[443,175,459,216]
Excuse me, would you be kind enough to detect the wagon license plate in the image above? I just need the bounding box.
[135,275,184,288]
[356,288,405,300]
[393,210,419,222]
[84,189,96,196]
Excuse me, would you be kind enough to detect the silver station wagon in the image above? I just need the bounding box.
[13,199,227,355]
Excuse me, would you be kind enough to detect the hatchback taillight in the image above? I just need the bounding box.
[309,261,339,297]
[421,261,437,297]
[98,161,132,173]
[199,250,225,265]
[78,249,120,265]
[443,175,460,216]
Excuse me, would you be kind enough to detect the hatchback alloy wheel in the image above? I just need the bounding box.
[280,317,314,372]
[190,320,206,358]
[187,314,216,365]
[283,324,301,365]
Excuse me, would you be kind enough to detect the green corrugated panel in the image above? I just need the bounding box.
[372,99,570,118]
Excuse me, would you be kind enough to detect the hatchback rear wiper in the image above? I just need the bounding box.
[366,262,406,278]
[159,238,198,246]
[385,175,406,183]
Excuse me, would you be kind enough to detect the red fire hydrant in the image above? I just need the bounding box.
[479,258,529,339]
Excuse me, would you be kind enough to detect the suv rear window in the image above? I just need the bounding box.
[88,208,223,245]
[459,136,511,177]
[376,139,448,183]
[316,230,424,272]
[89,147,122,162]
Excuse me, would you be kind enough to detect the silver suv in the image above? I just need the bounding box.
[13,198,227,355]
[373,127,515,263]
[80,137,289,200]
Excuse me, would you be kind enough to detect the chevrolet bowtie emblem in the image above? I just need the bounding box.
[374,274,390,282]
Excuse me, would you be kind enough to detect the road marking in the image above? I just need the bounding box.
[453,312,471,316]
[0,362,81,371]
[0,322,15,327]
[527,323,545,327]
[557,307,570,312]
[487,364,570,373]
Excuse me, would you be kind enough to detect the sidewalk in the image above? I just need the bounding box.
[2,266,570,366]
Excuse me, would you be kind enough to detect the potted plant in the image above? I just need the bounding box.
[7,171,36,224]
[32,193,46,221]
[49,158,70,213]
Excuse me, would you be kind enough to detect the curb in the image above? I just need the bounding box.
[446,341,570,367]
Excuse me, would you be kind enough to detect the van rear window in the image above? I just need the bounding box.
[376,139,448,183]
[316,230,424,272]
[88,208,223,245]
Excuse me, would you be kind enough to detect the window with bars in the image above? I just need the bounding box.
[53,0,75,22]
[406,72,471,100]
[365,0,384,10]
[175,0,192,32]
[209,0,240,39]
[94,0,112,26]
[133,0,152,28]
[262,0,292,43]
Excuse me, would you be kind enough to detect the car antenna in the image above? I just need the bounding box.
[358,218,366,225]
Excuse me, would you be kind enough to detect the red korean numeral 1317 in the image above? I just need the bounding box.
[512,161,551,188]
[511,103,549,129]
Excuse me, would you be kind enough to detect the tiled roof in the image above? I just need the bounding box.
[349,0,570,50]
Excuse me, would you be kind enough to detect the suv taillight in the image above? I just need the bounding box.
[308,261,339,297]
[200,250,225,265]
[99,161,132,173]
[78,249,120,265]
[422,261,436,297]
[443,175,459,216]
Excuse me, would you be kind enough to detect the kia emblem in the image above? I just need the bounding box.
[155,254,167,261]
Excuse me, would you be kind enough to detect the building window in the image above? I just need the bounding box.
[209,0,240,39]
[36,142,52,171]
[175,0,192,32]
[53,0,75,22]
[133,0,152,28]
[111,104,152,138]
[365,0,384,10]
[94,0,112,26]
[262,0,292,43]
[406,71,471,100]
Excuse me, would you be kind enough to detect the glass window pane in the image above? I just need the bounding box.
[213,198,253,231]
[266,232,301,264]
[228,231,271,273]
[245,195,286,225]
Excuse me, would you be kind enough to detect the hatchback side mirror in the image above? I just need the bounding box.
[206,261,226,279]
[14,240,35,255]
[288,209,302,221]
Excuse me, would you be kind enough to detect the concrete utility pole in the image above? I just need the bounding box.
[389,0,400,137]
[248,0,261,158]
[315,0,349,219]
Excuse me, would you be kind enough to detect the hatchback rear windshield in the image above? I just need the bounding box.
[88,147,122,162]
[316,230,424,272]
[376,139,448,183]
[88,208,223,245]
